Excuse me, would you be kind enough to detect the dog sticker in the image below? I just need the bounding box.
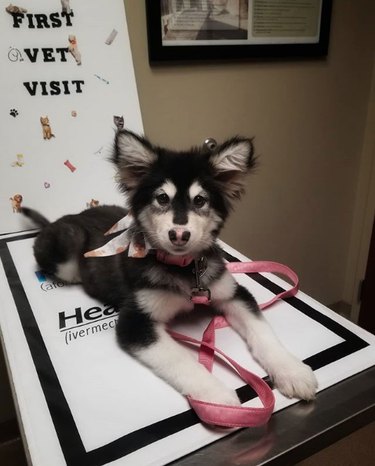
[40,116,55,140]
[9,193,23,213]
[6,4,27,14]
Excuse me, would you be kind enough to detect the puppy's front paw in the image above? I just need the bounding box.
[271,357,318,401]
[190,384,241,406]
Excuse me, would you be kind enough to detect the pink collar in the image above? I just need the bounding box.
[156,250,194,267]
[156,251,212,305]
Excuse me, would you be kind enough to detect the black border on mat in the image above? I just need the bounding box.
[0,234,370,466]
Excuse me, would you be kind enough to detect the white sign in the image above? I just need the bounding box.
[0,0,143,235]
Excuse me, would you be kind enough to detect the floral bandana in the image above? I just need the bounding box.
[84,213,151,258]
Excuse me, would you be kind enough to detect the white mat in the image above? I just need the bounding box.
[0,234,374,466]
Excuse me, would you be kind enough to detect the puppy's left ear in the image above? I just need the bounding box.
[113,130,157,192]
[209,137,256,200]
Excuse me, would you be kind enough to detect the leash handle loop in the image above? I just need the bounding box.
[170,260,299,428]
[226,260,299,309]
[169,327,275,427]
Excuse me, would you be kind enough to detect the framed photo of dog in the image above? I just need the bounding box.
[145,0,332,64]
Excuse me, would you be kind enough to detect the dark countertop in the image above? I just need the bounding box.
[172,366,375,466]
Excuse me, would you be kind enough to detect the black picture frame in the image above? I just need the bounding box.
[145,0,332,64]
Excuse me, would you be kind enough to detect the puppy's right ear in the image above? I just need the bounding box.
[113,130,157,191]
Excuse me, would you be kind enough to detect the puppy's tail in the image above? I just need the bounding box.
[21,207,50,228]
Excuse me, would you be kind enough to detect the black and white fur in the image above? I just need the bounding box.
[24,130,317,405]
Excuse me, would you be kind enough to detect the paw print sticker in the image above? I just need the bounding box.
[10,109,19,118]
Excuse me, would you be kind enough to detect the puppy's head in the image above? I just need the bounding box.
[113,130,255,256]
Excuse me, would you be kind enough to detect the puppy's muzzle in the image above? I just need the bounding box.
[168,228,191,246]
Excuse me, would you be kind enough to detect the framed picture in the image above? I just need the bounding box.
[145,0,332,64]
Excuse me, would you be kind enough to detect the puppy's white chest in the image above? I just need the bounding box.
[136,289,194,322]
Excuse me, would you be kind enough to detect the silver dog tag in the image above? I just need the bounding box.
[204,138,217,151]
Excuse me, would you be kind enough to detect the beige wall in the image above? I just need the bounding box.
[125,0,375,305]
[344,57,375,320]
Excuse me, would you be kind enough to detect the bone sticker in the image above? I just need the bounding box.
[64,159,76,172]
[68,35,82,65]
[105,29,118,45]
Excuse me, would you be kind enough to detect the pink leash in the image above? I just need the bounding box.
[169,260,299,428]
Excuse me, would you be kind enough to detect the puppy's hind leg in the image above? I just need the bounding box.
[116,305,241,406]
[56,258,82,283]
[217,284,318,401]
[33,222,85,284]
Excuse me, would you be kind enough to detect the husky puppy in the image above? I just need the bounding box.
[24,130,317,406]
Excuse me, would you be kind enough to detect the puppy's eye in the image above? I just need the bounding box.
[156,193,170,206]
[193,195,206,208]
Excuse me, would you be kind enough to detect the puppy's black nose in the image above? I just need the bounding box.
[168,228,191,245]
